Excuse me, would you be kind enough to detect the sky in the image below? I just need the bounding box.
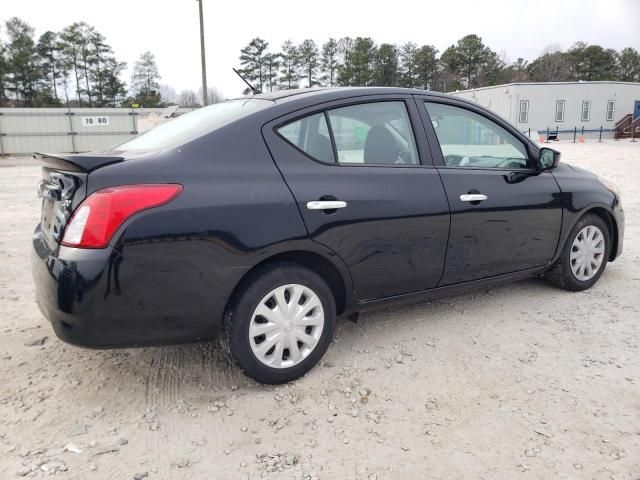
[2,0,639,99]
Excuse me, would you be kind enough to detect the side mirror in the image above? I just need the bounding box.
[538,147,561,170]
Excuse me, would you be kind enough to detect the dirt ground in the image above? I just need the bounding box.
[1,140,639,480]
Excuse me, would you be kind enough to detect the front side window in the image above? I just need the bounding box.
[606,100,615,121]
[327,102,419,165]
[581,100,591,121]
[277,101,419,166]
[425,102,530,170]
[519,100,529,123]
[276,112,334,163]
[555,100,565,122]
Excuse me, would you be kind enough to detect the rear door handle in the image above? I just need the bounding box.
[460,194,488,202]
[306,200,347,210]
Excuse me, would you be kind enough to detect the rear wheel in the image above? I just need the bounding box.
[222,262,336,384]
[545,213,610,291]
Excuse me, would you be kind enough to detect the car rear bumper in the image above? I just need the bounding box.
[31,225,228,348]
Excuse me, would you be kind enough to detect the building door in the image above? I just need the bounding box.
[634,101,640,119]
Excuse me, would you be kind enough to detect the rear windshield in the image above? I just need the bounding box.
[116,98,272,151]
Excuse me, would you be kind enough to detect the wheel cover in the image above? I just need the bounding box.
[570,225,605,281]
[249,284,325,369]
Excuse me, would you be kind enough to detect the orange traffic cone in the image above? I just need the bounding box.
[538,135,545,143]
[578,135,585,143]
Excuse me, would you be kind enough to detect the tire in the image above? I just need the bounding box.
[545,213,610,291]
[222,262,336,384]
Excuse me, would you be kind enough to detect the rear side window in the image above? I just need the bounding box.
[277,101,419,166]
[117,99,271,151]
[277,113,334,163]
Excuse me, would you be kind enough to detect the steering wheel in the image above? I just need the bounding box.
[495,159,524,169]
[395,149,412,165]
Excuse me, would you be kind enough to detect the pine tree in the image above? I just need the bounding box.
[321,38,339,86]
[617,47,640,82]
[239,38,269,91]
[36,31,62,102]
[131,51,161,106]
[413,45,439,90]
[297,39,319,87]
[279,40,299,89]
[399,42,417,87]
[5,17,40,105]
[373,43,398,86]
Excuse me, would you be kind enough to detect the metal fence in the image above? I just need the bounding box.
[0,107,193,155]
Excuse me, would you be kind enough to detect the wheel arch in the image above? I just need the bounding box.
[224,250,353,321]
[583,206,619,261]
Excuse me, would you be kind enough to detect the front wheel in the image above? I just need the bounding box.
[222,262,336,384]
[545,213,610,291]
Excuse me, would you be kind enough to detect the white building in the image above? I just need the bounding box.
[450,81,640,136]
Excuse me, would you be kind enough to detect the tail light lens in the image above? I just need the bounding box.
[61,184,183,249]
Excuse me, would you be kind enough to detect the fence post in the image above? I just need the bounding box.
[130,107,137,134]
[598,126,603,142]
[581,126,584,136]
[528,128,531,138]
[0,112,4,156]
[633,124,637,143]
[572,126,577,143]
[545,127,549,143]
[66,106,76,154]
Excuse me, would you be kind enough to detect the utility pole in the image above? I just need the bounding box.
[197,0,208,106]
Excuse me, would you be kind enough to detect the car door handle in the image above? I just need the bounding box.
[306,200,347,210]
[460,194,488,202]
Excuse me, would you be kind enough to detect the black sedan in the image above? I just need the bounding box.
[32,87,624,384]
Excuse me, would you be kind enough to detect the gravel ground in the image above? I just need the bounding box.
[1,141,639,480]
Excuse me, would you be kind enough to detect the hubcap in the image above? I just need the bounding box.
[249,284,324,369]
[570,225,605,281]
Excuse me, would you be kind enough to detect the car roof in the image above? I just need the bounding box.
[233,86,450,103]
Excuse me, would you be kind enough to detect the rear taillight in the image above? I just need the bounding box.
[61,184,183,249]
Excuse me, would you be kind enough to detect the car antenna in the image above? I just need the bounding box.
[233,68,262,95]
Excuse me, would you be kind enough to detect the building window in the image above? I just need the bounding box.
[581,100,591,122]
[555,100,565,122]
[519,100,529,123]
[606,100,615,121]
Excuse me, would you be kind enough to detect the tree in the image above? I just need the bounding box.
[0,34,8,103]
[446,34,502,88]
[239,37,269,91]
[567,43,617,81]
[507,58,530,82]
[413,45,439,89]
[178,89,199,108]
[159,84,177,104]
[339,37,376,86]
[5,17,40,105]
[198,86,224,104]
[617,47,640,82]
[398,42,418,87]
[101,58,127,106]
[131,51,161,106]
[372,43,398,86]
[279,40,299,89]
[297,39,320,87]
[263,52,280,91]
[438,45,463,91]
[36,31,62,102]
[88,30,117,106]
[527,47,569,82]
[59,22,87,104]
[320,38,339,86]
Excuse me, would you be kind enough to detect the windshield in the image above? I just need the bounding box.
[116,98,272,151]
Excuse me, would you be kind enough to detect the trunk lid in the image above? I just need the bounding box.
[35,153,124,249]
